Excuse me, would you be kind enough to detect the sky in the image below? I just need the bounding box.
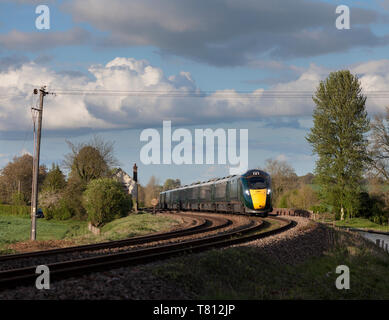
[0,0,389,185]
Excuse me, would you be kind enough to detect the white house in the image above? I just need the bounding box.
[112,168,137,197]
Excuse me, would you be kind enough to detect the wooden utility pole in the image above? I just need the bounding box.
[30,86,47,240]
[133,163,138,213]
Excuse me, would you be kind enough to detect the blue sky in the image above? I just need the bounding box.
[0,0,389,185]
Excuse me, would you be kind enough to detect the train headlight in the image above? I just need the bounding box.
[267,189,271,195]
[245,190,250,196]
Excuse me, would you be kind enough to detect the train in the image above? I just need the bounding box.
[159,169,272,217]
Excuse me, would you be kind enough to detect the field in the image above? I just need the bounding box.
[0,213,180,255]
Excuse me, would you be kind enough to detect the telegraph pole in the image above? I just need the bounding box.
[31,86,47,240]
[133,163,138,213]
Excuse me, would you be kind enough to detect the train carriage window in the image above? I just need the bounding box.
[215,182,226,199]
[230,179,238,199]
[199,184,211,200]
[247,176,267,189]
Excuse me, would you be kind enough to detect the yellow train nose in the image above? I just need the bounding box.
[249,189,267,209]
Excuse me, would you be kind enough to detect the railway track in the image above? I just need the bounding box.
[0,213,230,263]
[0,213,294,290]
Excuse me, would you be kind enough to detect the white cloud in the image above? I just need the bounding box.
[0,57,388,137]
[351,59,389,113]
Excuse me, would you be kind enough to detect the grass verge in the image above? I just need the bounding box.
[0,213,180,254]
[335,218,389,232]
[150,223,389,299]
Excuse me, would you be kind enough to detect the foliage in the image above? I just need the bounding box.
[137,184,146,208]
[0,154,46,204]
[298,173,315,185]
[263,159,298,205]
[369,107,389,180]
[44,198,73,220]
[143,175,163,206]
[83,178,132,227]
[310,204,328,214]
[64,136,118,184]
[163,178,181,191]
[11,192,27,206]
[42,164,66,192]
[0,204,30,216]
[306,70,370,218]
[39,189,62,209]
[276,184,319,210]
[61,176,88,220]
[278,194,288,208]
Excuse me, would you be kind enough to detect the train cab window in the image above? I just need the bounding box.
[246,176,267,189]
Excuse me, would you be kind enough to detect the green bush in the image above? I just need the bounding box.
[278,194,288,208]
[62,177,87,220]
[83,178,132,227]
[11,192,27,206]
[370,215,388,226]
[310,204,327,214]
[44,198,73,220]
[0,204,30,216]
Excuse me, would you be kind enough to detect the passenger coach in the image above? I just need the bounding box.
[159,169,272,217]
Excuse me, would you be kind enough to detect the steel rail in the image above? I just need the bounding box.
[0,213,231,262]
[0,216,294,290]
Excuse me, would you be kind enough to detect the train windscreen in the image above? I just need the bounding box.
[246,176,267,189]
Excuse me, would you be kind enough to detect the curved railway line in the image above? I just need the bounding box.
[0,212,295,290]
[0,213,222,263]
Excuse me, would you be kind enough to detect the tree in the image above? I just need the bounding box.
[137,184,146,207]
[144,176,162,206]
[42,164,66,192]
[61,136,119,219]
[83,178,132,226]
[306,70,370,219]
[163,178,181,191]
[289,184,319,209]
[0,154,46,204]
[39,164,67,216]
[62,176,87,220]
[370,107,389,180]
[298,173,315,185]
[263,158,298,205]
[64,136,118,184]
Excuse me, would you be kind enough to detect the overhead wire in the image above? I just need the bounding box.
[45,88,389,99]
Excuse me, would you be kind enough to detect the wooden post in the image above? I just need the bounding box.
[31,86,47,240]
[133,163,138,213]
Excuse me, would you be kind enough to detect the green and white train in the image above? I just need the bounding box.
[159,169,272,217]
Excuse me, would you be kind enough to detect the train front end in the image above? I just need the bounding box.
[240,170,272,217]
